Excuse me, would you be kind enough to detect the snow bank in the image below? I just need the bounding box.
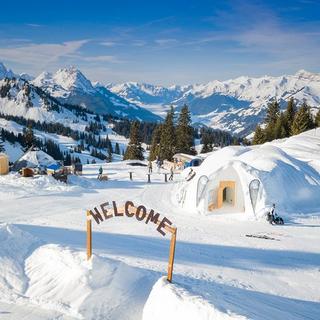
[0,224,39,303]
[143,277,247,320]
[0,173,76,199]
[0,223,154,319]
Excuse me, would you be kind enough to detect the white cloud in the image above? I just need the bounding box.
[154,38,178,46]
[77,55,122,63]
[25,23,42,27]
[131,40,147,47]
[0,40,88,67]
[100,41,117,47]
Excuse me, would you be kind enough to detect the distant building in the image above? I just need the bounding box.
[0,153,9,175]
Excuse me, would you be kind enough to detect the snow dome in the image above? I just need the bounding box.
[175,129,320,217]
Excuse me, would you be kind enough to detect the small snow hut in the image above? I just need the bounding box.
[175,130,320,217]
[12,149,58,172]
[0,153,9,175]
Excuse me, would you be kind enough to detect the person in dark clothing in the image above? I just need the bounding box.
[98,166,103,179]
[169,167,174,181]
[267,204,276,224]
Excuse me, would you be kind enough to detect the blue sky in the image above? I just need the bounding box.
[0,0,319,85]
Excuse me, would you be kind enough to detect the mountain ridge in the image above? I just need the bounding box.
[108,69,320,135]
[1,61,319,136]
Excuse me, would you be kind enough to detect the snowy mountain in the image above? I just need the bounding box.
[0,76,87,128]
[32,67,161,122]
[0,75,130,164]
[108,70,320,135]
[0,62,16,79]
[106,82,191,105]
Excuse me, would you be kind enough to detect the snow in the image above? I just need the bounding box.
[178,129,320,217]
[3,141,23,162]
[0,223,155,319]
[143,277,247,320]
[0,133,319,319]
[18,149,57,168]
[108,70,320,135]
[0,62,16,79]
[33,67,96,97]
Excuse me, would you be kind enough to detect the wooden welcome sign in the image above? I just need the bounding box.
[86,200,177,282]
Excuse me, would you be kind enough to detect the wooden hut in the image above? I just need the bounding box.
[0,153,9,175]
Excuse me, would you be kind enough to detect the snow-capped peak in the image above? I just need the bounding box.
[32,66,97,101]
[32,71,53,87]
[19,73,34,81]
[0,62,16,79]
[52,66,95,93]
[295,69,318,79]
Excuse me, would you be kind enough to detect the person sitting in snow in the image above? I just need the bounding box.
[98,166,103,179]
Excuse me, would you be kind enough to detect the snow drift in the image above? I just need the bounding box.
[143,277,247,320]
[175,129,320,217]
[0,223,155,319]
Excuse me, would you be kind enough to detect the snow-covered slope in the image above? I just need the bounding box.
[0,77,89,130]
[32,67,161,122]
[0,159,319,319]
[0,62,16,79]
[108,70,320,135]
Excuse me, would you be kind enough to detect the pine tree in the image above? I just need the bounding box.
[114,142,120,155]
[315,109,320,127]
[149,125,162,161]
[175,105,194,154]
[285,97,297,134]
[252,125,266,145]
[123,121,144,160]
[291,103,314,135]
[159,107,176,160]
[264,99,280,141]
[274,112,287,139]
[0,129,5,152]
[23,124,35,151]
[265,99,280,124]
[200,132,213,153]
[107,147,112,162]
[64,153,72,166]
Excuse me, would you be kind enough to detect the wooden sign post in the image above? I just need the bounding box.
[167,227,177,283]
[86,210,92,260]
[86,200,177,282]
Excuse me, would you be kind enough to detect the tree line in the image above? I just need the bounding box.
[124,105,195,161]
[253,98,320,144]
[0,126,82,165]
[199,127,243,153]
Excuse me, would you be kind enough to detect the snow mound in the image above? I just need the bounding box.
[0,224,154,319]
[143,277,247,320]
[25,246,153,319]
[0,174,75,199]
[0,224,40,303]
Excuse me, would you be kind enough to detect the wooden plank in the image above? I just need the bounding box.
[86,210,92,260]
[167,227,177,282]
